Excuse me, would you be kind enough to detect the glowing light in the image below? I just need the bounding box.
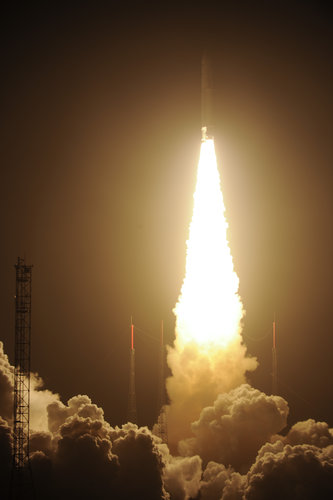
[174,138,244,349]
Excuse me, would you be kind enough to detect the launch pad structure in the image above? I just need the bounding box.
[10,257,34,499]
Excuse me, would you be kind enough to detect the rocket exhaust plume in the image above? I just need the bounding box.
[166,56,257,450]
[173,138,243,349]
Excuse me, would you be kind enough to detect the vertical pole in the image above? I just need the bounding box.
[127,317,137,424]
[272,315,278,395]
[156,320,168,443]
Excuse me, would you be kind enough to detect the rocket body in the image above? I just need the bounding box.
[201,53,214,141]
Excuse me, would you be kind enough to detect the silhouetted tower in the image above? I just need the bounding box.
[10,257,34,499]
[127,317,137,423]
[272,316,278,395]
[156,320,168,443]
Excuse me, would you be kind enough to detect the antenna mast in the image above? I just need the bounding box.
[156,320,168,443]
[272,315,278,395]
[127,317,137,423]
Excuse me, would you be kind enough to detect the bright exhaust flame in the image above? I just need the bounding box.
[174,138,243,349]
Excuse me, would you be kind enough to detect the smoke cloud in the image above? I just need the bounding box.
[0,341,14,422]
[0,343,203,499]
[1,338,333,499]
[0,340,60,432]
[227,440,333,499]
[162,452,202,500]
[199,462,234,500]
[179,384,289,472]
[284,418,333,448]
[166,337,257,451]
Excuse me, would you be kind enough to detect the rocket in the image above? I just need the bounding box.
[201,53,214,141]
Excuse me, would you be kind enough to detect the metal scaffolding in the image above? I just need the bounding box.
[10,257,34,499]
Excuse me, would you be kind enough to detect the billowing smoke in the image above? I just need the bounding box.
[215,439,333,500]
[0,340,60,432]
[1,340,333,498]
[179,384,289,472]
[0,342,202,499]
[198,420,333,499]
[0,341,14,422]
[166,340,257,450]
[194,401,333,499]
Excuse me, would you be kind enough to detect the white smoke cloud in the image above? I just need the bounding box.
[30,397,172,499]
[162,452,202,500]
[0,341,14,422]
[1,337,333,499]
[0,344,199,499]
[179,384,289,472]
[47,394,104,433]
[284,418,333,448]
[51,412,118,500]
[166,338,257,452]
[0,340,60,432]
[238,440,333,499]
[199,461,234,500]
[30,373,60,432]
[196,412,333,499]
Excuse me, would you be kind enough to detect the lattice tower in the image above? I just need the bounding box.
[10,257,34,499]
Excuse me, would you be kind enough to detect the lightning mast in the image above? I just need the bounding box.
[272,315,278,395]
[156,320,168,443]
[127,317,137,424]
[10,257,34,499]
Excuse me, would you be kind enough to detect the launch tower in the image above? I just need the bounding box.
[10,257,34,499]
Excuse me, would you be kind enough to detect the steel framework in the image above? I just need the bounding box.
[10,257,34,499]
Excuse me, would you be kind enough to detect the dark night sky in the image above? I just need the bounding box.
[0,2,332,429]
